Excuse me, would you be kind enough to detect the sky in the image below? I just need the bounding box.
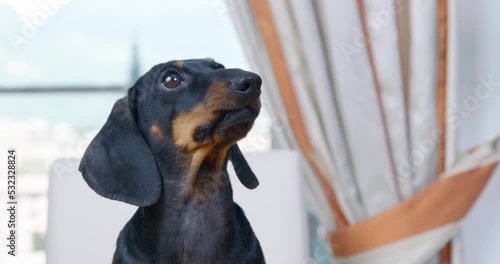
[0,0,249,87]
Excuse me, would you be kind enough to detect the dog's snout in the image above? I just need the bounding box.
[230,73,262,95]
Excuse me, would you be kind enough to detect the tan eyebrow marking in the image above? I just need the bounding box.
[150,124,164,140]
[173,60,185,68]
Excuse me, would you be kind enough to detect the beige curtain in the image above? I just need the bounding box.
[229,0,500,263]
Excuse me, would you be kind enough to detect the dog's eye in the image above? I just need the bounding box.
[162,72,182,89]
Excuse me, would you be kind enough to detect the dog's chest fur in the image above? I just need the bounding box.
[176,186,232,263]
[114,169,263,264]
[148,169,237,263]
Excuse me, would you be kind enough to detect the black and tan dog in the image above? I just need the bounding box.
[79,59,265,263]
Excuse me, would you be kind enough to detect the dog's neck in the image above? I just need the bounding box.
[157,147,233,208]
[141,146,236,259]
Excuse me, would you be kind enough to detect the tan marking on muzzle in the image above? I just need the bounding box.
[172,102,233,198]
[172,104,217,152]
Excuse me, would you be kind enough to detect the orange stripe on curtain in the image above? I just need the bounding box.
[436,0,450,263]
[329,162,498,257]
[249,0,349,229]
[355,0,403,201]
[437,0,448,177]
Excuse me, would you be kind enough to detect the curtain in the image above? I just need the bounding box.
[229,0,500,263]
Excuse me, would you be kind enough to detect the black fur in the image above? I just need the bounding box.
[79,59,265,263]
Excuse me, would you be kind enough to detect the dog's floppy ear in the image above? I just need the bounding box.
[79,92,162,207]
[229,144,259,189]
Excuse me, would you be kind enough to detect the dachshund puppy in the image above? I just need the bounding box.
[79,59,265,263]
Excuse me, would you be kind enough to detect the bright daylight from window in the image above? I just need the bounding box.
[0,0,271,262]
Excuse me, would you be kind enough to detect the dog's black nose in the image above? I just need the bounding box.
[230,73,262,94]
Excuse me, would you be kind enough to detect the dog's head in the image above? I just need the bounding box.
[79,59,261,206]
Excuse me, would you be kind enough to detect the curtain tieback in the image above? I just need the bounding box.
[329,138,500,257]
